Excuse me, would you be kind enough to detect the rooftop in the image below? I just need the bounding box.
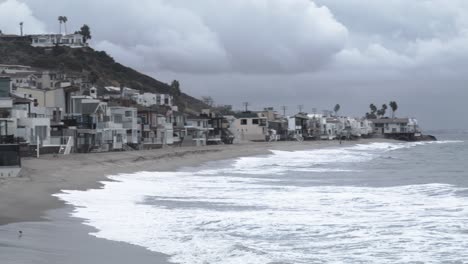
[234,111,260,118]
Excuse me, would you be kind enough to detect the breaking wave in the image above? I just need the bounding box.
[55,140,467,264]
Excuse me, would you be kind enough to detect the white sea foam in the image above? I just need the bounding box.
[55,140,467,264]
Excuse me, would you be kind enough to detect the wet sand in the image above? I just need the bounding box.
[0,139,393,264]
[0,207,172,264]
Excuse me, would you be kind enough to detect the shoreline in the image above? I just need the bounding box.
[0,138,398,264]
[0,138,393,226]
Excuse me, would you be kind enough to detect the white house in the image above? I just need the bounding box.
[30,34,87,48]
[132,92,174,107]
[10,103,51,145]
[109,107,140,144]
[228,112,268,142]
[321,117,341,140]
[359,119,374,137]
[370,118,420,135]
[185,115,210,146]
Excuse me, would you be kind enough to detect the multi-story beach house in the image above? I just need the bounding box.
[138,108,174,148]
[109,106,140,145]
[287,113,310,140]
[64,96,130,152]
[184,114,210,146]
[369,118,421,139]
[228,112,268,142]
[201,109,234,145]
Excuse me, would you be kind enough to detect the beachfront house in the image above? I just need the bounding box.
[64,96,127,152]
[184,115,210,146]
[201,109,234,145]
[109,107,139,145]
[138,108,174,148]
[228,112,268,142]
[359,119,374,137]
[172,111,187,145]
[320,117,342,140]
[369,118,421,139]
[288,113,310,140]
[259,107,288,141]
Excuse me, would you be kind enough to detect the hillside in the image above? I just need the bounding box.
[0,40,208,113]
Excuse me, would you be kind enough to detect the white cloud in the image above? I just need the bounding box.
[20,0,348,74]
[0,0,46,35]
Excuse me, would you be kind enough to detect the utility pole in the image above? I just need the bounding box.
[281,106,287,117]
[242,102,249,112]
[19,22,23,36]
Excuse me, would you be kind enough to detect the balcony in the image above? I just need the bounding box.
[96,122,123,130]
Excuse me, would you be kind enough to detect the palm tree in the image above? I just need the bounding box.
[370,104,377,114]
[334,104,341,116]
[19,22,23,36]
[58,16,63,34]
[379,104,388,118]
[389,101,398,118]
[63,16,68,34]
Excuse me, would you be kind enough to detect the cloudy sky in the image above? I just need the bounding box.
[1,0,467,130]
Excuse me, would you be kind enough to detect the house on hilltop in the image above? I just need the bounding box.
[30,33,87,48]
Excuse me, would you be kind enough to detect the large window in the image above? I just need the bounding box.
[241,119,247,125]
[252,119,259,125]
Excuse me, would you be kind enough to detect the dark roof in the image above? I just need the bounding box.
[234,112,260,118]
[186,114,210,120]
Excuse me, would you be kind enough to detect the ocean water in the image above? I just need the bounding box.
[56,134,468,264]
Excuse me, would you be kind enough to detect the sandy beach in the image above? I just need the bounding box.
[0,139,392,263]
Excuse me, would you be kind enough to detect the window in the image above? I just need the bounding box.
[114,114,123,123]
[125,111,132,117]
[197,121,201,127]
[252,119,259,125]
[241,119,247,125]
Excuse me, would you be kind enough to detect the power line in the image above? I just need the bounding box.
[281,106,287,117]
